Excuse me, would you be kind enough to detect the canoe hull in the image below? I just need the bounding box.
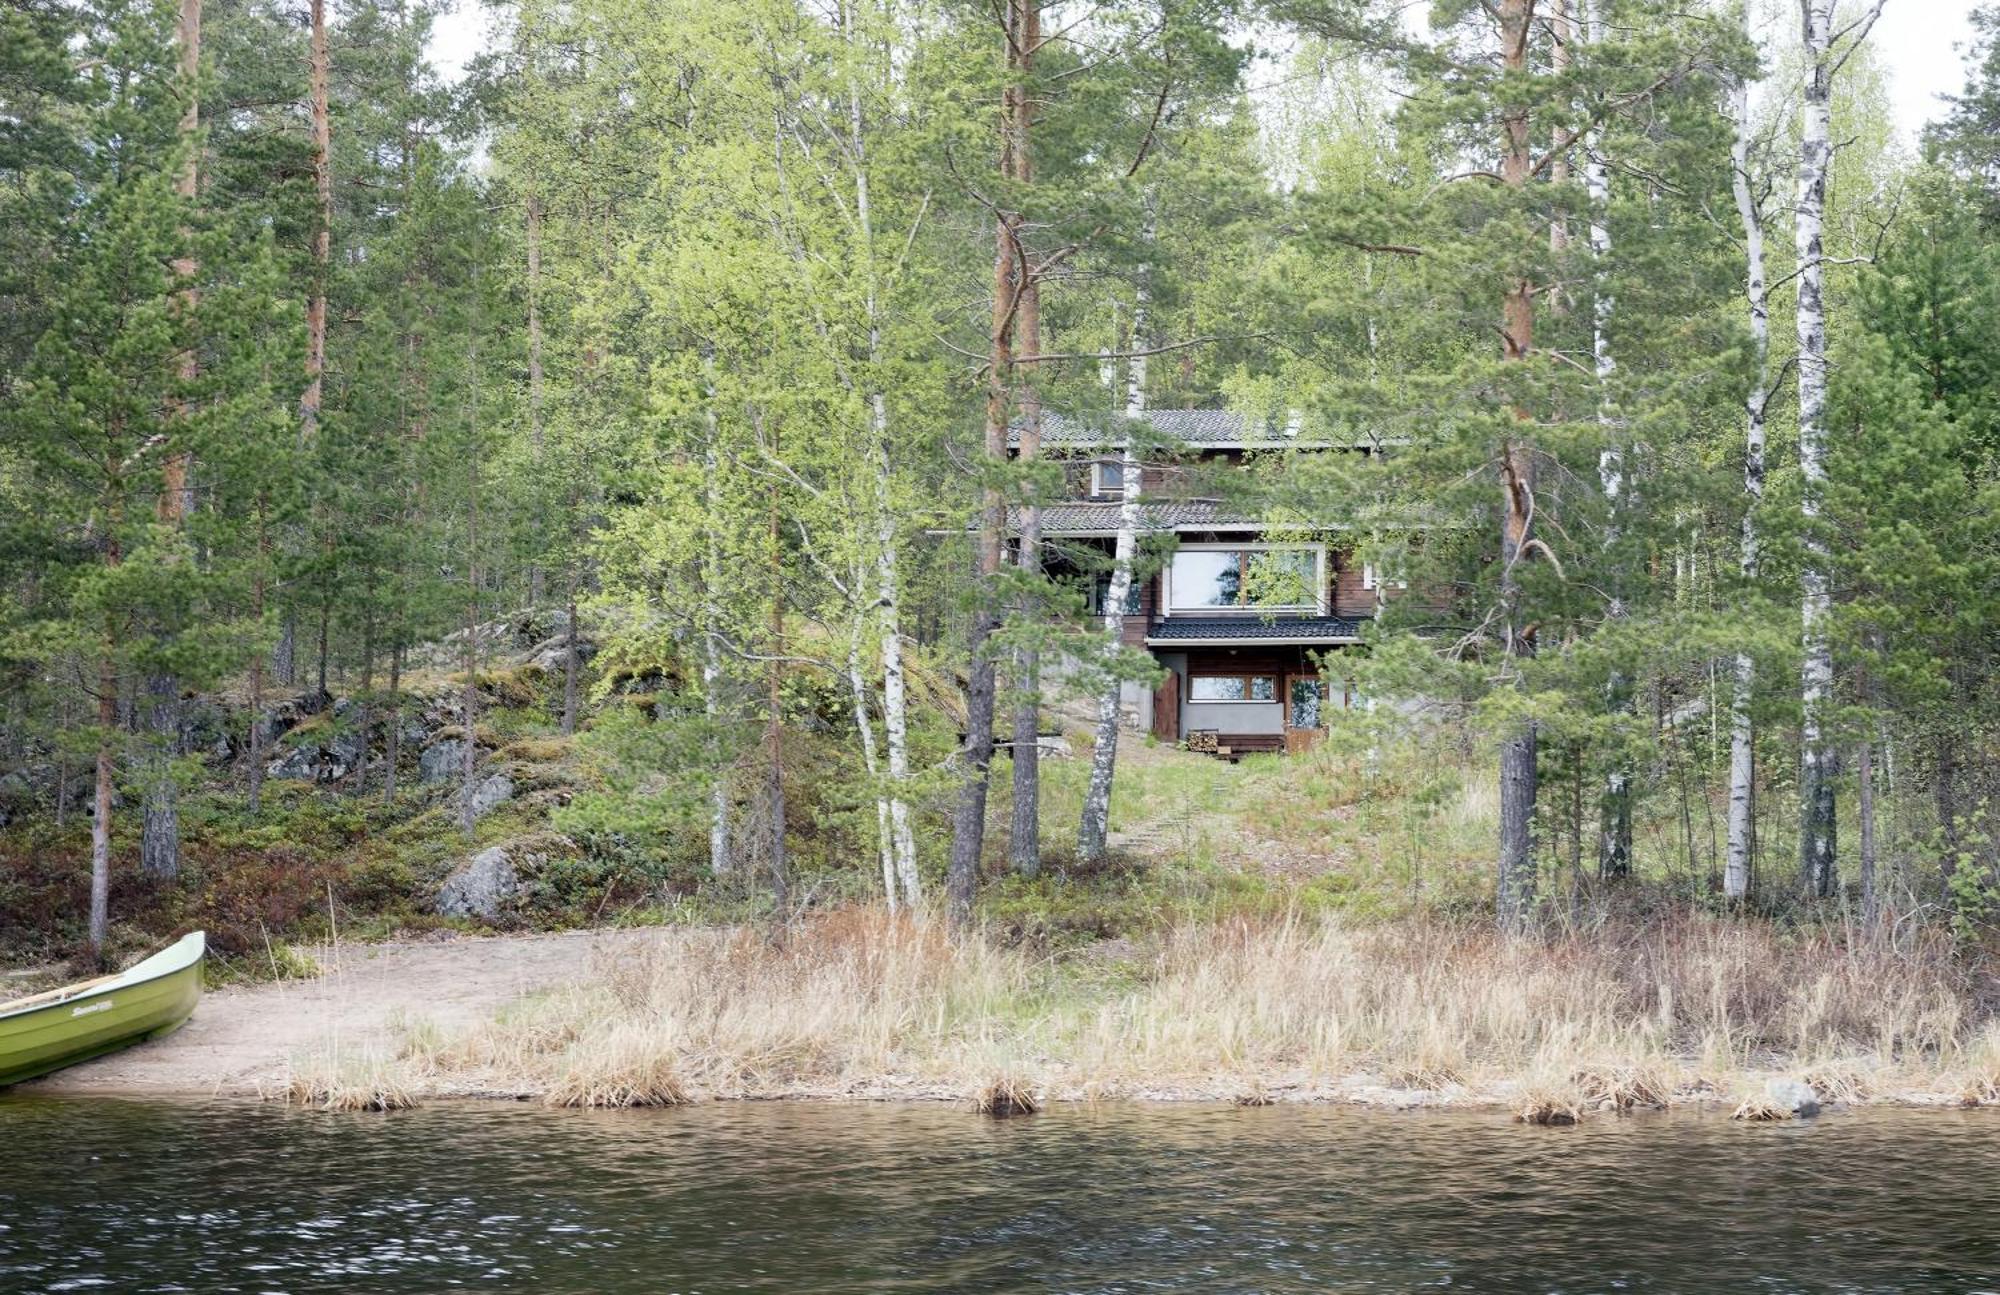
[0,934,204,1088]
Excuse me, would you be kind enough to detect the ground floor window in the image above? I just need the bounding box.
[1288,677,1324,729]
[1189,674,1277,702]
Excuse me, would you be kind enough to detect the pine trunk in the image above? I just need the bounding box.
[946,2,1030,926]
[382,643,402,807]
[355,615,376,797]
[302,0,329,445]
[525,185,545,608]
[142,0,203,886]
[1937,726,1961,888]
[1583,0,1632,881]
[1008,317,1043,875]
[1006,2,1043,879]
[140,675,179,879]
[1857,728,1878,924]
[560,575,579,735]
[247,498,270,815]
[459,317,482,841]
[1495,0,1539,931]
[90,645,116,965]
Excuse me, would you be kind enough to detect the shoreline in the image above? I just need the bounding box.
[20,922,2000,1118]
[21,1076,1998,1114]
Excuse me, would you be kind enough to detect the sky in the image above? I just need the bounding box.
[1870,0,1982,141]
[425,1,1987,145]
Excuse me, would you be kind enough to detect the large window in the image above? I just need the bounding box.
[1167,546,1322,613]
[1087,573,1142,616]
[1189,674,1278,702]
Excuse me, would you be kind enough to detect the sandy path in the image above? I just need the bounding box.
[28,927,663,1097]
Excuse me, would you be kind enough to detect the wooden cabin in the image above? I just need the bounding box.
[1010,410,1396,756]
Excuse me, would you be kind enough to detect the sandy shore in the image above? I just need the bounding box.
[20,922,1995,1115]
[26,928,662,1098]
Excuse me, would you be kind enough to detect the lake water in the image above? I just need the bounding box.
[1,1097,1997,1293]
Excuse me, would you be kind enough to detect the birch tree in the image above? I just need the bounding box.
[1078,216,1151,864]
[1793,0,1884,898]
[1724,34,1772,901]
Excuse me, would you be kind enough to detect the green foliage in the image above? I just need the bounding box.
[3,0,2000,961]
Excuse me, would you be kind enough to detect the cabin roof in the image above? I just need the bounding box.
[1011,500,1275,535]
[1146,615,1367,646]
[1009,410,1374,450]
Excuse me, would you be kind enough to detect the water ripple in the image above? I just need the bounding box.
[0,1097,1997,1292]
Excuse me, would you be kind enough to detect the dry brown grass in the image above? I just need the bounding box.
[970,1074,1041,1116]
[271,1044,419,1112]
[386,908,1991,1113]
[542,1026,691,1108]
[1954,1023,2000,1105]
[1730,1094,1796,1121]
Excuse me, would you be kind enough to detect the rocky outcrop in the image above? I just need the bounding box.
[266,742,321,782]
[410,608,595,675]
[418,739,467,785]
[264,703,374,784]
[0,772,35,828]
[465,771,515,821]
[436,844,518,921]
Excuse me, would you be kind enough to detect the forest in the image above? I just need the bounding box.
[2,0,1998,1004]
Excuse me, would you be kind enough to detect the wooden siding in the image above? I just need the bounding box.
[1123,573,1155,646]
[1332,551,1375,619]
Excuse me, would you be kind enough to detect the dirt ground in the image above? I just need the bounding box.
[27,927,663,1097]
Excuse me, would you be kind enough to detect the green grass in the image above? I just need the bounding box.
[993,719,1501,930]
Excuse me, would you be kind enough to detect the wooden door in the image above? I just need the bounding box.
[1283,674,1325,754]
[1152,670,1179,742]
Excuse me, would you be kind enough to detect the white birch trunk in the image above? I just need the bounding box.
[845,618,898,912]
[871,415,921,907]
[1794,0,1864,897]
[841,4,920,906]
[1078,242,1149,863]
[701,347,733,878]
[1725,67,1768,901]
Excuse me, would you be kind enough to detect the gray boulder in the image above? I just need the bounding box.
[267,742,320,781]
[1766,1078,1821,1118]
[324,726,367,781]
[418,739,467,784]
[465,771,514,821]
[436,845,517,921]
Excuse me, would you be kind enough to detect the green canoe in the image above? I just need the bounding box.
[0,931,204,1088]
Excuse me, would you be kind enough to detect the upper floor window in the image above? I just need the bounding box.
[1087,573,1142,616]
[1361,562,1407,591]
[1166,545,1323,613]
[1091,459,1125,497]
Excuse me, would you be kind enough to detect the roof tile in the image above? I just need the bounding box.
[1147,616,1365,643]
